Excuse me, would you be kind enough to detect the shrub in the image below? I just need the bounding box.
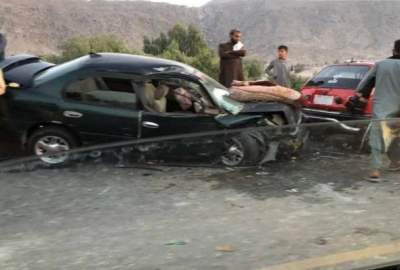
[293,63,306,74]
[244,58,264,81]
[43,35,138,63]
[290,73,309,91]
[144,24,219,79]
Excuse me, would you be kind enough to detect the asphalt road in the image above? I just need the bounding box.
[1,148,400,270]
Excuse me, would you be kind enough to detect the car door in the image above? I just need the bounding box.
[60,72,139,144]
[141,112,220,137]
[138,76,223,161]
[0,93,23,158]
[141,112,224,162]
[139,75,221,137]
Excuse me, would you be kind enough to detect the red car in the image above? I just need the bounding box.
[301,62,374,126]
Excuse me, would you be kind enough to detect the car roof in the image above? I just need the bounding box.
[81,53,192,74]
[329,62,375,67]
[34,53,196,86]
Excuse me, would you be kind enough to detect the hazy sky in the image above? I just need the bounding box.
[146,0,211,6]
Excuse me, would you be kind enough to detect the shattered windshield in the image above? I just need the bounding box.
[197,70,244,115]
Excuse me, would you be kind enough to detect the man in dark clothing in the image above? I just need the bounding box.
[0,33,6,61]
[350,39,400,181]
[218,29,247,88]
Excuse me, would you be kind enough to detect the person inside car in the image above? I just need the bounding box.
[138,80,170,113]
[349,39,400,181]
[172,87,194,112]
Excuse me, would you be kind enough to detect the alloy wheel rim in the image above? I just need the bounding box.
[222,138,245,166]
[34,136,70,164]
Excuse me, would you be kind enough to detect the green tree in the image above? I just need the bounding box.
[59,36,91,62]
[143,24,219,79]
[189,48,220,79]
[144,24,209,57]
[143,33,169,56]
[161,40,188,63]
[244,58,264,81]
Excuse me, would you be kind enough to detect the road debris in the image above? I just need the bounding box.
[163,183,176,190]
[229,202,245,208]
[256,171,270,176]
[215,244,235,252]
[319,155,341,160]
[165,240,187,246]
[314,237,328,245]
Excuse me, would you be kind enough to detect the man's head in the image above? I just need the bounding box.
[277,45,289,60]
[393,39,400,56]
[230,29,242,44]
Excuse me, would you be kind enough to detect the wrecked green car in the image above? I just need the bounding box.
[0,53,305,166]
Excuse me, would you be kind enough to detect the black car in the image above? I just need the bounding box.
[0,53,304,166]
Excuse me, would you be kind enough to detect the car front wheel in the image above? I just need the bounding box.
[221,133,262,167]
[28,127,79,166]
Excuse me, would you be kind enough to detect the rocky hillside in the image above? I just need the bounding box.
[201,0,400,64]
[0,0,199,55]
[1,0,400,64]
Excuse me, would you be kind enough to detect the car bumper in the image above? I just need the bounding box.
[302,108,369,133]
[302,108,369,120]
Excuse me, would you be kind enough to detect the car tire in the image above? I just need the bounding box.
[27,126,79,166]
[221,133,262,167]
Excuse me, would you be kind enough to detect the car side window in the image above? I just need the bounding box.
[64,76,137,109]
[136,77,218,115]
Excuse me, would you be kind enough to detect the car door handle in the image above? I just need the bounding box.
[63,111,83,119]
[142,121,159,129]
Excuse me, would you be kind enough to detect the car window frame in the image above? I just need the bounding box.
[141,73,221,117]
[61,70,140,111]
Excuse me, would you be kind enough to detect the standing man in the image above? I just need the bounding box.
[219,29,246,88]
[266,45,292,88]
[349,39,400,181]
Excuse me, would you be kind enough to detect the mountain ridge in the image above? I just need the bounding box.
[1,0,399,64]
